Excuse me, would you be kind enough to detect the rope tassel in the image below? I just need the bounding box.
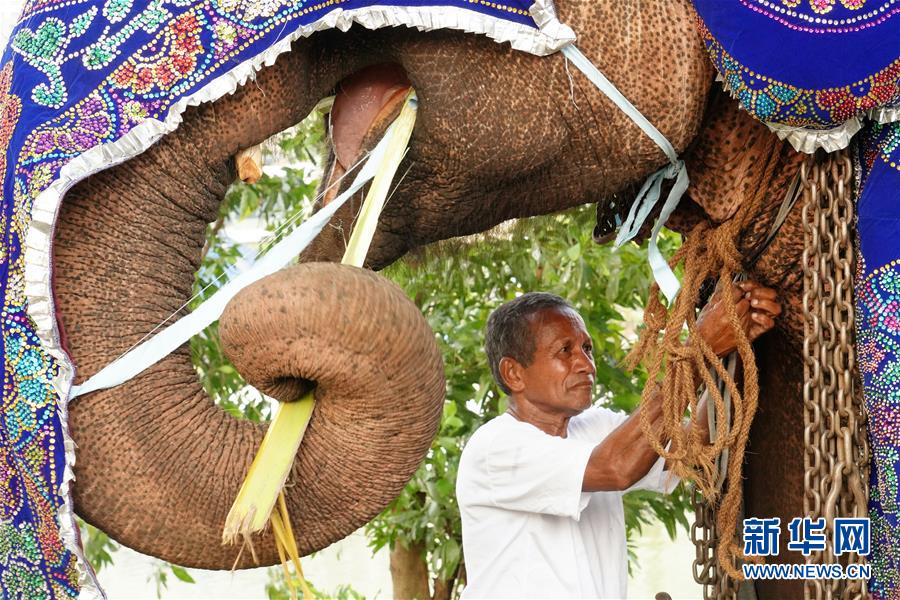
[626,210,769,581]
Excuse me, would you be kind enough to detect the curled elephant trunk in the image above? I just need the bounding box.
[59,222,445,568]
[52,42,445,567]
[219,262,445,545]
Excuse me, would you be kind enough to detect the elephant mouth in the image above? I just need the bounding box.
[322,63,412,206]
[322,63,413,206]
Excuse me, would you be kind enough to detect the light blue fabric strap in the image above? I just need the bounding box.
[561,44,687,302]
[648,161,688,300]
[69,126,394,399]
[561,45,678,163]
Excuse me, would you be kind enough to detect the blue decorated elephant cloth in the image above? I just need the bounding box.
[0,1,574,597]
[856,120,900,599]
[693,0,899,154]
[691,2,900,596]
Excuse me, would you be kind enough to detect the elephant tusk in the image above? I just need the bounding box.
[235,144,263,184]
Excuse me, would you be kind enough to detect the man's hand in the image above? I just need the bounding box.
[695,280,781,357]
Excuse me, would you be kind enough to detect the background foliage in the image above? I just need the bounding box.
[366,212,691,595]
[79,113,692,598]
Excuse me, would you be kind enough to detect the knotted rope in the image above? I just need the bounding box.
[626,150,781,580]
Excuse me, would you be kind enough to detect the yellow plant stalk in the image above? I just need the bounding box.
[222,90,419,594]
[222,393,315,547]
[341,91,418,267]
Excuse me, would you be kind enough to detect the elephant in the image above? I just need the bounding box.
[47,1,815,597]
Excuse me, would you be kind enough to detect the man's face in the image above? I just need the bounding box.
[516,307,596,415]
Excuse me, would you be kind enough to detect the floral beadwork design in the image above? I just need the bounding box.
[740,0,896,32]
[801,0,866,15]
[697,20,900,130]
[854,120,900,598]
[856,256,900,598]
[11,0,174,108]
[0,61,22,203]
[111,12,205,95]
[11,15,82,108]
[874,122,900,173]
[21,92,115,161]
[858,121,900,177]
[869,471,900,599]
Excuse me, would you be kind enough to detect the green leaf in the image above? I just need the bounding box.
[438,537,461,578]
[169,565,195,584]
[435,478,453,499]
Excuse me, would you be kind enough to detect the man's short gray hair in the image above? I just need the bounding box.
[485,292,574,395]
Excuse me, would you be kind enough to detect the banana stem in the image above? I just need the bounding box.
[223,393,315,545]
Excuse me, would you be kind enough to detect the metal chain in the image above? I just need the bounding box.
[692,486,739,599]
[691,150,868,600]
[801,150,870,600]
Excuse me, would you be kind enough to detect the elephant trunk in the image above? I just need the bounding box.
[52,42,444,568]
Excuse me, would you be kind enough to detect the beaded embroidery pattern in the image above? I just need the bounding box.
[694,0,899,132]
[855,120,900,599]
[0,1,568,597]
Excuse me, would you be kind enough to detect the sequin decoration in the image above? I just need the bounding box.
[0,1,564,597]
[696,20,900,131]
[855,120,900,598]
[693,0,900,140]
[0,62,21,225]
[855,258,900,597]
[743,0,894,32]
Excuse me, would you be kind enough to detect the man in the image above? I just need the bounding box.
[457,283,781,599]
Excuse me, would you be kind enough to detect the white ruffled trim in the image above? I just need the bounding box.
[20,3,575,598]
[874,104,900,125]
[528,0,575,46]
[764,105,900,154]
[766,119,863,154]
[715,74,900,154]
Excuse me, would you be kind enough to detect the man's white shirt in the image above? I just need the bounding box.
[456,406,678,599]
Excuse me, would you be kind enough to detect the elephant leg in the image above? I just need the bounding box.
[671,89,810,595]
[745,330,805,599]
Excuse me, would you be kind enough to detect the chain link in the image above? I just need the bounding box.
[690,150,869,599]
[801,150,869,600]
[692,486,739,599]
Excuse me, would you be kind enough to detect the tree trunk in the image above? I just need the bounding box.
[432,577,450,600]
[390,541,431,600]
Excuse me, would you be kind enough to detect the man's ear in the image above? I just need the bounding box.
[499,356,526,394]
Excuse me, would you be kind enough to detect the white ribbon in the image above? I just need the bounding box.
[70,120,398,399]
[73,43,688,397]
[561,44,688,302]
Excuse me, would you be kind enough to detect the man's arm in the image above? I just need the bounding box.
[581,379,710,491]
[581,385,669,492]
[581,281,779,493]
